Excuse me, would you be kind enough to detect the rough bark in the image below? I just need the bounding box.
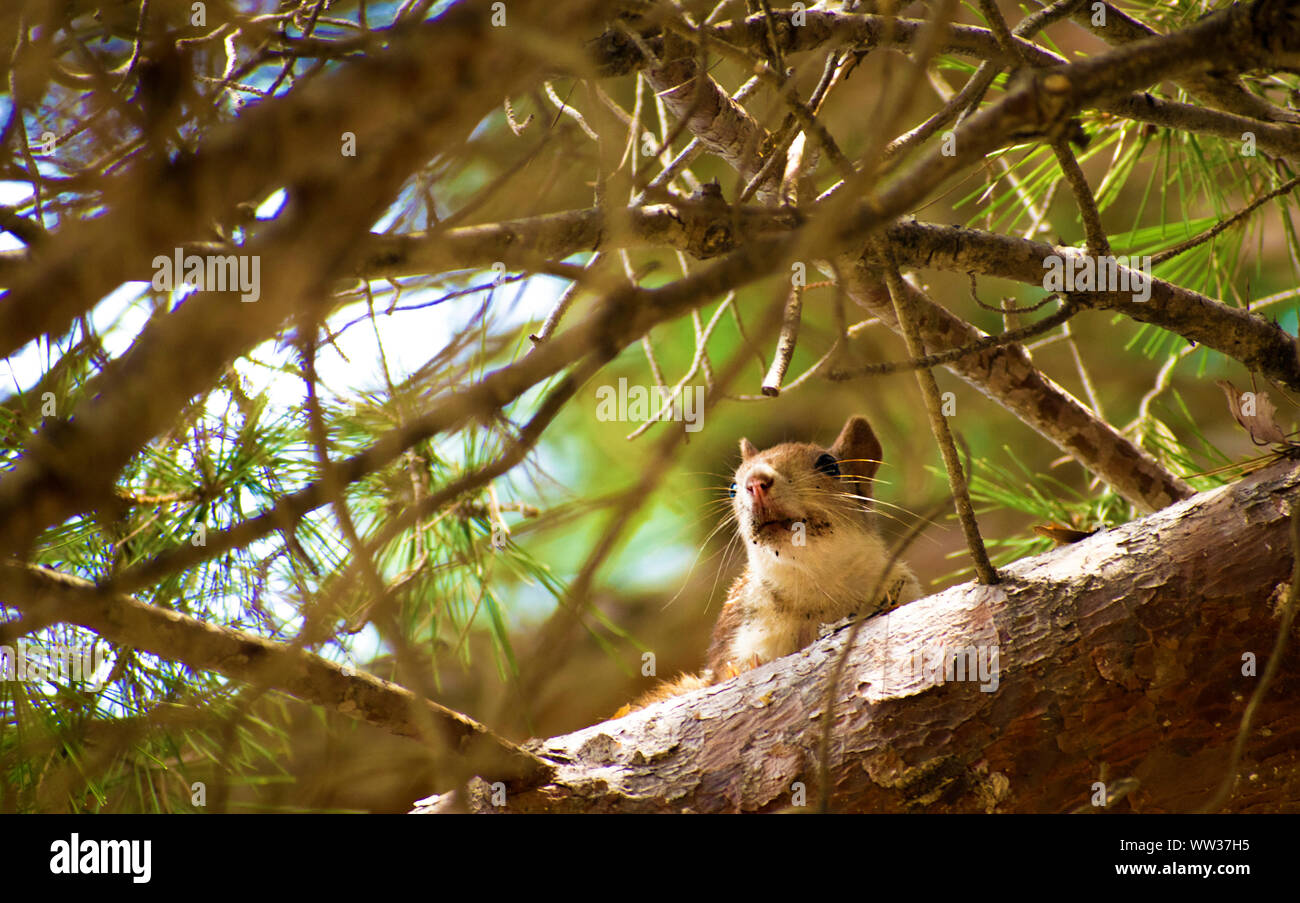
[413,460,1300,813]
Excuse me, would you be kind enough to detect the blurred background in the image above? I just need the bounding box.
[1,0,1296,812]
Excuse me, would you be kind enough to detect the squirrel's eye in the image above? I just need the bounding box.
[815,453,841,477]
[728,482,737,498]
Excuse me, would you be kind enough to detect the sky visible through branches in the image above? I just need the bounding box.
[2,0,1300,814]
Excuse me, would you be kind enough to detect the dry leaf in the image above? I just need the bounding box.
[1033,524,1097,546]
[1216,379,1289,446]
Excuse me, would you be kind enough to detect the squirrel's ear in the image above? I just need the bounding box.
[829,415,883,496]
[739,437,759,460]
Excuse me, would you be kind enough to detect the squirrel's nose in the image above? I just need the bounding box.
[746,473,773,499]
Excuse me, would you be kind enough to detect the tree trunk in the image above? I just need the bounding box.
[414,460,1300,813]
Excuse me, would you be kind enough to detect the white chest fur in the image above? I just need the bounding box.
[728,523,914,666]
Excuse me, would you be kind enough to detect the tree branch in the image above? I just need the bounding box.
[0,562,553,786]
[413,460,1300,813]
[837,262,1192,512]
[877,219,1300,391]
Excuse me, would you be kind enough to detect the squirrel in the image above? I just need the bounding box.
[618,415,922,714]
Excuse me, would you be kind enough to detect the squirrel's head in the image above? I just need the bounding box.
[729,415,884,553]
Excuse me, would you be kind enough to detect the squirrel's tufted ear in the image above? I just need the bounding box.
[828,415,883,499]
[739,437,758,460]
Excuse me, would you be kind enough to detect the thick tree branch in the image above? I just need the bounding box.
[837,262,1192,512]
[1070,1,1300,126]
[589,6,1300,163]
[0,1,610,360]
[877,219,1300,391]
[0,1,619,559]
[0,143,443,559]
[414,460,1300,813]
[642,30,783,203]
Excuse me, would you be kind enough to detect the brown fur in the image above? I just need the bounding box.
[616,415,921,716]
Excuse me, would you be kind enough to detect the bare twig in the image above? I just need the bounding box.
[881,262,998,584]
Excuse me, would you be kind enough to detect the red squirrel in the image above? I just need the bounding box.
[619,415,921,714]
